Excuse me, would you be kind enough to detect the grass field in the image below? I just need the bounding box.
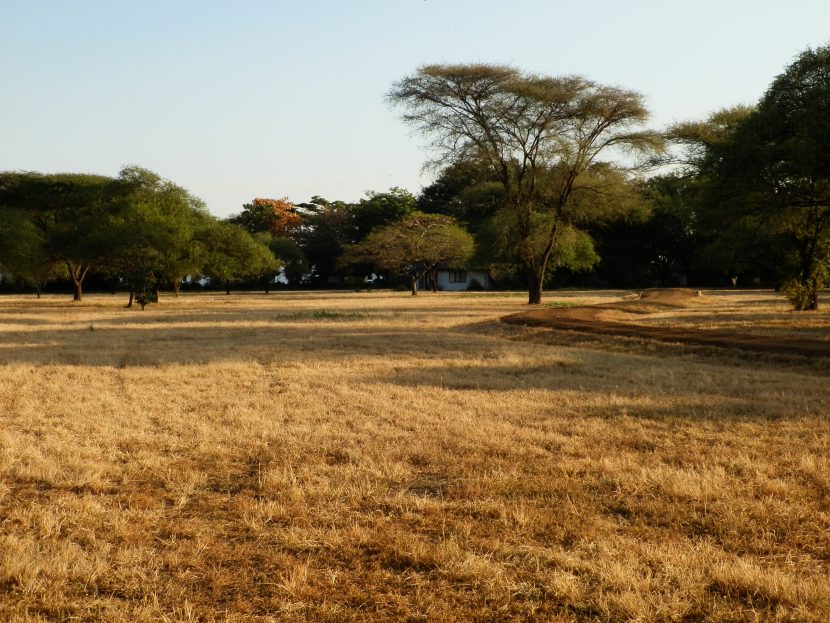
[1,290,829,622]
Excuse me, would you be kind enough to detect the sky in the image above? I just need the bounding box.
[2,0,829,218]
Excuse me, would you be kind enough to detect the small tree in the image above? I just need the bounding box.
[342,213,473,295]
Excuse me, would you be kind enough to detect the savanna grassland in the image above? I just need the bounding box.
[1,290,829,622]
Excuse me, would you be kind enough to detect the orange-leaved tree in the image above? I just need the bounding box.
[230,197,301,238]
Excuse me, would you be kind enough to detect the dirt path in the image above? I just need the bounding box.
[502,289,830,358]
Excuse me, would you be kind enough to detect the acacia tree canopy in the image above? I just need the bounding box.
[342,213,474,295]
[0,171,123,300]
[389,64,662,303]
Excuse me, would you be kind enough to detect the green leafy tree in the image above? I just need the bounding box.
[342,213,474,295]
[390,64,662,303]
[353,188,416,241]
[108,166,211,307]
[743,47,830,309]
[202,220,280,294]
[661,107,764,286]
[418,160,505,233]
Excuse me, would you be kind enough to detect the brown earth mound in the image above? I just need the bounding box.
[502,289,830,358]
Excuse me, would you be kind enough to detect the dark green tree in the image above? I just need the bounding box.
[663,107,763,286]
[295,196,356,285]
[0,172,123,300]
[418,160,505,233]
[739,47,830,309]
[0,207,59,296]
[353,188,416,241]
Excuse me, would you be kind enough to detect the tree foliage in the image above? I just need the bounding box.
[0,167,280,304]
[201,220,280,294]
[295,196,356,285]
[0,207,58,295]
[108,166,211,307]
[353,188,416,241]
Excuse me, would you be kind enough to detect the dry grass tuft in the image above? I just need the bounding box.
[0,290,828,621]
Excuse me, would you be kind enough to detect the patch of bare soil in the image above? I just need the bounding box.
[503,288,830,357]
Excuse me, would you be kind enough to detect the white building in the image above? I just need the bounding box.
[418,268,491,291]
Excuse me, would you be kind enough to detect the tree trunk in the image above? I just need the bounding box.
[35,285,42,299]
[409,276,418,296]
[225,282,231,295]
[173,279,181,297]
[126,290,134,308]
[807,274,819,311]
[66,261,88,302]
[528,268,543,305]
[525,221,559,305]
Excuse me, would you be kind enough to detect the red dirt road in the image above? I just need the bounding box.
[502,289,830,358]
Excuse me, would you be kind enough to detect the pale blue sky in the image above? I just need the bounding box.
[2,1,828,217]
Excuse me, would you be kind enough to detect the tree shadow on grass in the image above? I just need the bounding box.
[1,304,828,422]
[0,317,497,367]
[372,358,825,422]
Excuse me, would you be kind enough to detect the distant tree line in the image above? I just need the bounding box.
[1,45,828,309]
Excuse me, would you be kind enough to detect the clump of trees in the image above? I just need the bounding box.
[0,167,279,306]
[705,47,830,310]
[634,46,830,310]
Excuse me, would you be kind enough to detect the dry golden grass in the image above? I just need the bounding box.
[1,289,828,622]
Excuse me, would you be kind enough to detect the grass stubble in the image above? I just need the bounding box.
[0,290,828,622]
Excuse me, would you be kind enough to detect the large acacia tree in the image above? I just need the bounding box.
[389,64,661,303]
